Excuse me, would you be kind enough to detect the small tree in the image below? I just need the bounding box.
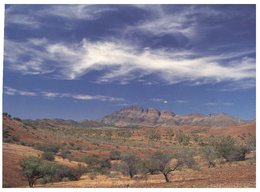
[146,148,196,182]
[201,145,219,168]
[120,153,142,178]
[82,155,111,175]
[20,157,48,187]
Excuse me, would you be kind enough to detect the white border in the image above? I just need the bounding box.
[0,0,258,192]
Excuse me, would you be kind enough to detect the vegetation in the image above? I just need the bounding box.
[208,136,249,162]
[145,148,196,182]
[120,153,143,178]
[42,151,55,161]
[60,149,71,159]
[201,145,218,168]
[36,144,60,154]
[82,155,111,175]
[176,130,190,145]
[20,156,86,187]
[109,150,121,160]
[147,129,161,142]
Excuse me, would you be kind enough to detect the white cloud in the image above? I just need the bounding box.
[4,86,124,102]
[4,38,255,89]
[4,86,37,96]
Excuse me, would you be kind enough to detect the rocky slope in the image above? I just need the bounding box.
[100,106,244,128]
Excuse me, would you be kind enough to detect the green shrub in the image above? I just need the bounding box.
[208,136,249,162]
[110,151,121,160]
[201,145,219,168]
[42,151,55,161]
[82,155,111,175]
[176,130,190,145]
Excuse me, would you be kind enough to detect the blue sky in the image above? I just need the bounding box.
[3,4,256,120]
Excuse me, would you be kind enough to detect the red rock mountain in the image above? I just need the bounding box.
[101,106,244,128]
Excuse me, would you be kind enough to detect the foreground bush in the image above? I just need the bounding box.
[208,136,249,162]
[20,156,85,187]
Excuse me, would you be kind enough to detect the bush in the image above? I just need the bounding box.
[110,151,121,160]
[82,155,111,175]
[201,145,218,168]
[20,156,85,187]
[176,130,190,145]
[208,136,249,162]
[42,151,55,161]
[60,149,71,159]
[36,144,60,154]
[246,136,256,151]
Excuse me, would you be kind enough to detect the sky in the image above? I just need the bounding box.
[3,4,256,120]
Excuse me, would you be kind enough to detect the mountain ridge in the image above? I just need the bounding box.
[100,105,245,128]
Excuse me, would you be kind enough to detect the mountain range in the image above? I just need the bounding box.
[21,105,247,128]
[100,106,245,128]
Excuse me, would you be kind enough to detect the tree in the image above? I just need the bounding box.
[20,157,48,187]
[21,156,85,187]
[146,148,196,182]
[120,153,142,178]
[82,155,111,175]
[201,145,218,168]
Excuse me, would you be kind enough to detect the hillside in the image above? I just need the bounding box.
[2,112,256,188]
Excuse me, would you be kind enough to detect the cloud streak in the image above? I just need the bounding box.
[4,38,255,89]
[4,86,124,102]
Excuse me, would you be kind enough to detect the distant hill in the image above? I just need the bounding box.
[100,106,245,128]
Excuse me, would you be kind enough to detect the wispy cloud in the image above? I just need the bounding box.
[38,5,117,20]
[175,100,189,104]
[5,5,117,29]
[151,98,168,104]
[4,86,124,102]
[4,38,255,90]
[4,86,37,96]
[204,102,233,107]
